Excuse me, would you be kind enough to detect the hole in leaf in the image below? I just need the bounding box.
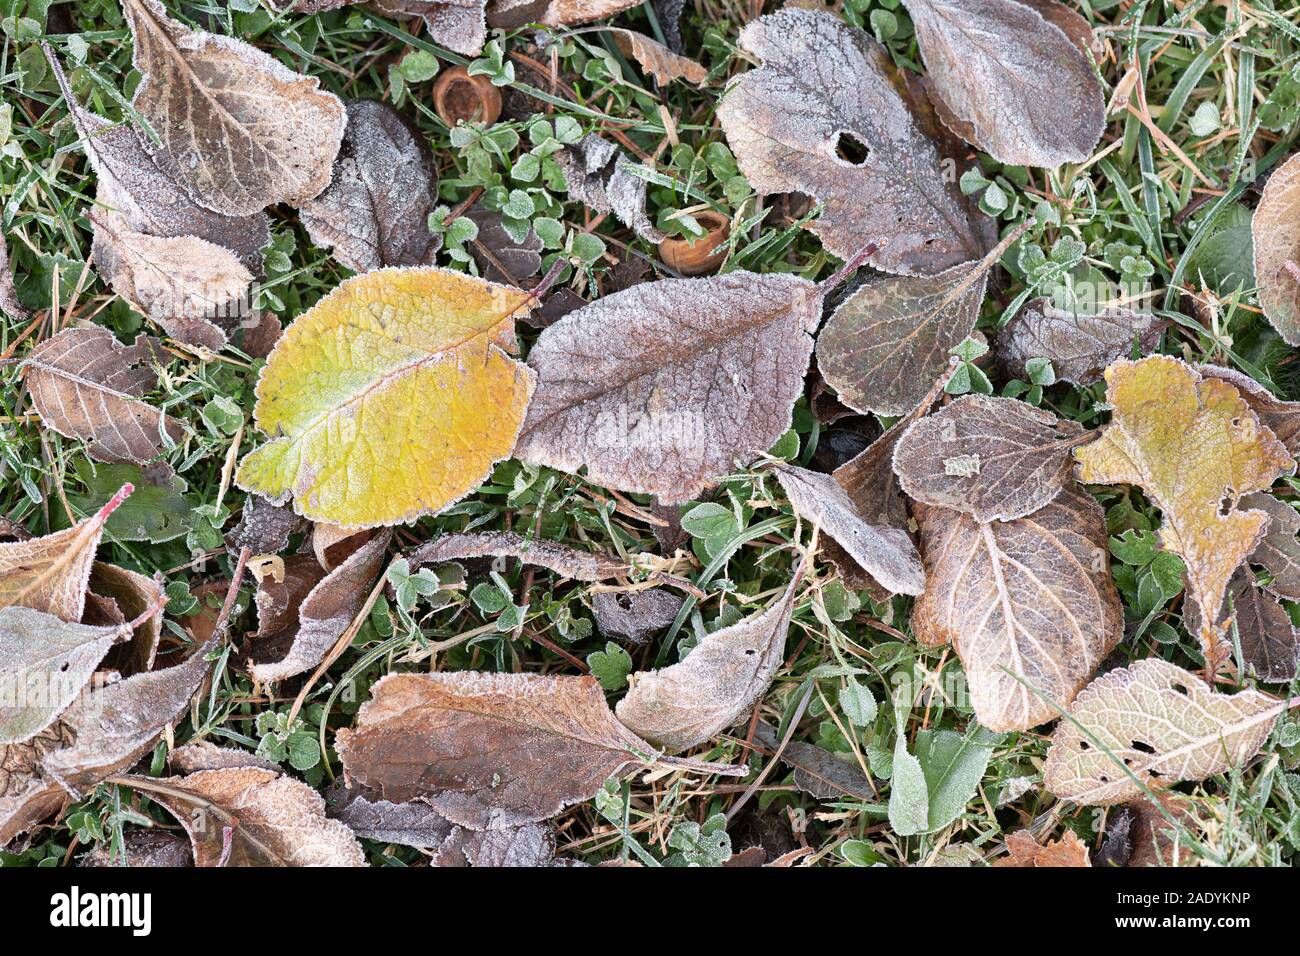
[834,131,870,166]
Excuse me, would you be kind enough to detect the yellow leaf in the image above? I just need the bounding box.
[1075,356,1294,669]
[235,267,535,528]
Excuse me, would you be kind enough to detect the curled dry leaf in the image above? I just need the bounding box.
[911,485,1123,733]
[0,607,130,744]
[816,259,988,417]
[312,524,371,572]
[892,395,1087,522]
[1242,492,1300,600]
[554,134,664,243]
[1198,364,1300,456]
[90,562,165,676]
[235,267,536,528]
[1074,356,1294,670]
[995,829,1090,867]
[168,741,281,774]
[250,532,389,683]
[772,465,924,595]
[536,0,640,26]
[1,725,73,846]
[409,531,628,581]
[21,327,182,464]
[515,272,820,503]
[300,99,441,273]
[122,0,347,216]
[0,484,130,621]
[615,568,802,753]
[1252,151,1300,345]
[717,9,990,273]
[336,671,703,828]
[752,723,874,800]
[592,588,684,644]
[900,0,1104,167]
[0,236,29,320]
[996,298,1164,386]
[123,767,366,866]
[609,29,707,85]
[1043,658,1287,806]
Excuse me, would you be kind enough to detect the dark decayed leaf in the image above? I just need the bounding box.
[1242,492,1300,600]
[1184,568,1299,684]
[227,495,307,559]
[592,588,684,644]
[81,829,194,867]
[555,134,664,243]
[1251,151,1300,345]
[752,723,875,800]
[466,204,542,283]
[0,236,30,320]
[996,298,1164,386]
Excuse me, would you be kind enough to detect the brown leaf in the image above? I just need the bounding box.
[168,741,280,774]
[122,767,366,866]
[336,671,696,828]
[892,395,1087,522]
[466,203,542,284]
[22,327,182,464]
[409,531,627,581]
[376,0,486,55]
[1242,492,1300,600]
[717,9,990,273]
[300,99,441,273]
[996,298,1164,386]
[123,0,347,216]
[0,725,73,846]
[1197,364,1300,456]
[816,260,988,416]
[1043,658,1286,805]
[995,829,1090,867]
[609,29,707,85]
[900,0,1104,167]
[515,272,822,503]
[1252,151,1300,345]
[1186,568,1299,684]
[90,562,164,677]
[772,465,924,595]
[911,485,1123,732]
[312,524,371,572]
[752,723,874,800]
[1016,0,1100,56]
[592,588,684,644]
[555,134,663,243]
[0,236,30,321]
[537,0,640,26]
[0,484,130,620]
[250,532,389,683]
[615,570,802,752]
[228,495,306,560]
[81,829,194,867]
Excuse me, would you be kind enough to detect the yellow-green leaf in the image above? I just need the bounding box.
[236,267,535,528]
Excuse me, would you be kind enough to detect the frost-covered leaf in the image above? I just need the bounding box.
[900,0,1104,167]
[1242,492,1300,601]
[592,588,684,644]
[752,723,874,800]
[228,495,306,559]
[300,99,441,273]
[1198,364,1300,456]
[996,298,1164,386]
[1186,568,1299,684]
[0,484,130,620]
[89,562,164,677]
[123,0,346,216]
[1075,356,1294,670]
[0,725,72,846]
[121,766,366,866]
[22,327,182,464]
[536,0,641,26]
[717,9,990,272]
[515,272,821,503]
[235,268,536,528]
[995,830,1090,867]
[912,485,1123,732]
[555,134,663,243]
[409,531,628,581]
[893,395,1086,522]
[81,829,195,867]
[615,570,801,753]
[816,260,988,416]
[772,465,924,595]
[336,671,702,828]
[0,236,30,320]
[466,204,541,284]
[610,29,707,85]
[1252,151,1300,345]
[1043,658,1287,805]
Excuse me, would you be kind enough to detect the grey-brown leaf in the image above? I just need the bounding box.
[1242,492,1300,601]
[409,531,628,582]
[996,298,1164,386]
[555,134,664,243]
[592,588,684,644]
[1252,151,1300,345]
[0,236,29,320]
[752,723,875,800]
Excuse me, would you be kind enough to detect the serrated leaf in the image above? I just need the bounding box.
[1074,356,1295,670]
[1198,364,1300,456]
[912,485,1123,732]
[995,829,1090,867]
[995,298,1164,386]
[235,267,536,528]
[1242,492,1300,600]
[1043,658,1287,805]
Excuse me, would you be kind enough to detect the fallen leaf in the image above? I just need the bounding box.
[89,562,165,677]
[0,725,73,846]
[899,0,1104,167]
[0,236,30,320]
[22,327,182,464]
[537,0,641,26]
[515,272,821,503]
[70,461,191,545]
[592,589,684,644]
[1043,658,1287,805]
[610,29,707,85]
[250,532,389,683]
[0,484,130,620]
[772,465,924,595]
[122,0,347,216]
[911,485,1123,732]
[1185,568,1299,684]
[0,607,130,744]
[717,8,990,272]
[996,298,1164,386]
[431,819,555,867]
[1242,492,1300,600]
[336,671,700,828]
[1126,793,1196,867]
[752,723,874,800]
[312,524,371,572]
[995,829,1090,867]
[409,531,628,581]
[81,829,194,867]
[121,767,367,866]
[1252,151,1300,345]
[235,267,536,528]
[228,495,306,559]
[168,741,281,774]
[555,134,663,243]
[1017,0,1100,55]
[1198,364,1300,456]
[300,99,441,273]
[1074,356,1294,669]
[615,569,801,753]
[466,204,542,284]
[892,395,1087,522]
